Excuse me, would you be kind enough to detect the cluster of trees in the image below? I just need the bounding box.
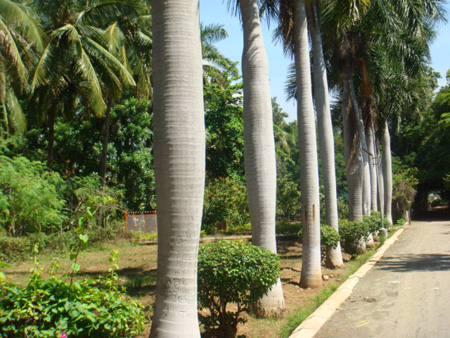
[1,0,449,336]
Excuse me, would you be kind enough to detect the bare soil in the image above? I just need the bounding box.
[3,237,363,338]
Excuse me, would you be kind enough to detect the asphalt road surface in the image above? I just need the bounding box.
[316,217,450,338]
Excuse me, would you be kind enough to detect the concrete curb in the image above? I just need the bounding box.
[288,227,405,338]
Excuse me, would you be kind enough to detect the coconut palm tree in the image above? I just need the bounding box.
[201,23,238,87]
[149,0,205,336]
[96,2,152,186]
[29,0,136,168]
[0,0,44,136]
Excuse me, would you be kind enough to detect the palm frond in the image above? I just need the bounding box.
[85,36,135,86]
[0,17,26,82]
[0,0,45,51]
[5,87,26,134]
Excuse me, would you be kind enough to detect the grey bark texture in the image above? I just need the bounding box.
[307,2,343,268]
[351,83,371,216]
[382,120,393,225]
[150,1,205,337]
[377,146,385,215]
[342,68,363,222]
[366,123,378,212]
[240,0,285,315]
[295,0,322,288]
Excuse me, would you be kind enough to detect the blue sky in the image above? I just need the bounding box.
[200,1,450,121]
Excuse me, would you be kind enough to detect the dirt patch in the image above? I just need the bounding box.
[3,237,364,338]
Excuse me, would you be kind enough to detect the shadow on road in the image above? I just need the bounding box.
[376,253,450,272]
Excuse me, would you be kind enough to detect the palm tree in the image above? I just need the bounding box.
[201,23,238,87]
[305,0,343,267]
[97,2,152,186]
[29,0,136,168]
[149,0,205,336]
[272,0,324,286]
[0,0,44,136]
[320,0,372,222]
[230,0,285,315]
[293,0,322,288]
[356,0,445,224]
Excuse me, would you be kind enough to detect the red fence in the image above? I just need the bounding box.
[125,212,157,234]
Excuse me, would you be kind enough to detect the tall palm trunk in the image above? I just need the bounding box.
[342,65,363,222]
[295,0,322,288]
[98,101,113,227]
[240,0,285,316]
[47,102,57,169]
[150,1,205,337]
[307,2,342,268]
[100,101,112,186]
[377,145,385,215]
[366,123,378,211]
[382,120,393,225]
[351,84,371,217]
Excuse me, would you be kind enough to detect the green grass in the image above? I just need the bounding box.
[279,283,339,338]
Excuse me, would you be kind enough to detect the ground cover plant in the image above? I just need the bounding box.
[0,214,146,338]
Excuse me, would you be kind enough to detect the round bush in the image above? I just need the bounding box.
[297,224,340,257]
[320,225,340,250]
[363,211,389,233]
[338,220,370,256]
[198,240,279,337]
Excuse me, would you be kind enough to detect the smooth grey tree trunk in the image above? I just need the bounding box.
[295,0,322,288]
[378,145,385,215]
[342,67,363,222]
[150,1,204,337]
[366,123,378,212]
[351,83,371,217]
[240,0,285,316]
[382,120,393,225]
[307,2,343,268]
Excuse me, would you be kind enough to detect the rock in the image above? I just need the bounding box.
[322,274,330,281]
[364,297,376,303]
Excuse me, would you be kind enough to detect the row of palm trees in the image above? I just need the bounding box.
[149,0,443,337]
[1,0,443,336]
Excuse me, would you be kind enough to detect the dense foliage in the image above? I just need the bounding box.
[338,220,370,256]
[0,155,65,235]
[0,273,145,338]
[202,177,249,234]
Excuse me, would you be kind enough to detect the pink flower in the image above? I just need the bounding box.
[94,310,101,315]
[60,333,68,338]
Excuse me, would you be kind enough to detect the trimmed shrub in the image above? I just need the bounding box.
[320,225,341,251]
[198,241,279,337]
[363,211,389,233]
[338,220,370,256]
[297,224,340,258]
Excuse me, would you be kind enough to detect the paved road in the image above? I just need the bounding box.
[316,219,450,338]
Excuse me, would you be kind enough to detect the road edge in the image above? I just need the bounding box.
[288,227,405,338]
